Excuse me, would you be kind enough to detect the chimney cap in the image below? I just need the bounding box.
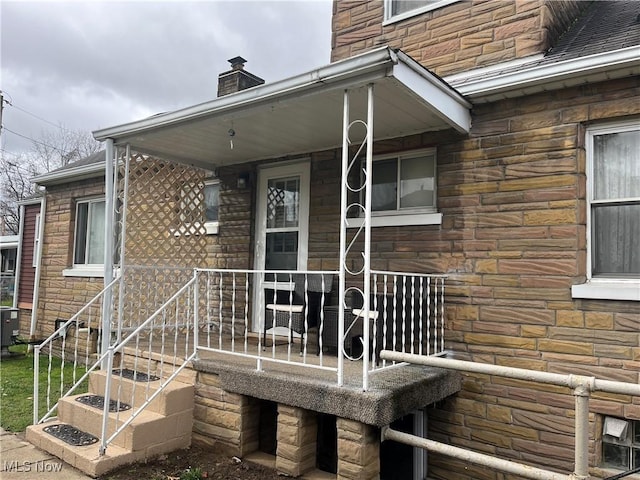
[228,56,247,70]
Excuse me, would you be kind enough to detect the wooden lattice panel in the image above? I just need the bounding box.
[118,153,209,268]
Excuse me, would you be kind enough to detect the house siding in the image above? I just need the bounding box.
[17,203,40,335]
[36,177,106,340]
[331,0,587,77]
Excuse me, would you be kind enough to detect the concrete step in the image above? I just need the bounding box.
[25,370,195,477]
[25,421,144,478]
[57,394,193,452]
[89,370,194,416]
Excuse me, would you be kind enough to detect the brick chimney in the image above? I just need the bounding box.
[217,56,265,97]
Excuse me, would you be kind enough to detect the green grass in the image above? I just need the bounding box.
[0,344,88,432]
[0,297,13,307]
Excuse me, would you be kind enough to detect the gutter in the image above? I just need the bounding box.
[447,46,640,99]
[31,161,105,186]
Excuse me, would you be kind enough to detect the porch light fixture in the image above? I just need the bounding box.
[237,172,249,189]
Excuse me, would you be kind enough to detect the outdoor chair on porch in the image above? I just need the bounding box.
[325,289,429,363]
[264,273,334,354]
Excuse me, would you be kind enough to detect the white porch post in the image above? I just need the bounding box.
[362,83,374,391]
[338,85,375,390]
[101,140,115,367]
[338,90,349,386]
[116,144,130,343]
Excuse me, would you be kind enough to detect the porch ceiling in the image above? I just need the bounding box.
[94,47,471,171]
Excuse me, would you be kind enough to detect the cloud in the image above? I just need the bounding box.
[1,0,332,154]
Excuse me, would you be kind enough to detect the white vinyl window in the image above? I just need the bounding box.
[203,180,220,234]
[350,149,442,228]
[383,0,459,24]
[73,198,105,266]
[572,120,640,301]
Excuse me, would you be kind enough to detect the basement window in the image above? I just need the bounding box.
[602,417,640,470]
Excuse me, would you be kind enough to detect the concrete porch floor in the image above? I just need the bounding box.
[122,328,462,427]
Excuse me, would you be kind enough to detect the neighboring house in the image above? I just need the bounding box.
[0,234,19,304]
[27,2,639,480]
[14,195,43,338]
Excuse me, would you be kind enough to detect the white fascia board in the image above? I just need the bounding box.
[394,61,472,133]
[93,47,397,142]
[31,160,105,186]
[449,46,640,99]
[17,197,44,206]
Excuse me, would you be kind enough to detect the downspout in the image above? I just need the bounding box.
[29,196,45,345]
[13,203,25,309]
[101,140,115,365]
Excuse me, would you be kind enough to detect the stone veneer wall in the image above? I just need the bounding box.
[215,76,638,478]
[36,177,106,340]
[331,0,586,77]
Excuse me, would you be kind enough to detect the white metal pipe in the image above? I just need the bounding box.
[116,145,131,343]
[33,346,39,425]
[382,427,571,480]
[29,196,46,345]
[101,141,115,367]
[362,83,374,391]
[337,89,349,387]
[573,386,590,480]
[380,351,640,396]
[193,269,199,356]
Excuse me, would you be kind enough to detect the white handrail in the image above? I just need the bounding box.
[380,351,640,480]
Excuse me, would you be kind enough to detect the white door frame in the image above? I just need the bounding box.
[252,160,310,332]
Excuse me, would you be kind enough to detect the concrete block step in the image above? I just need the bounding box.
[89,370,194,416]
[26,418,192,478]
[25,421,145,478]
[58,394,193,452]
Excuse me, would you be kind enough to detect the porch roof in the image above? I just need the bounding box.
[93,47,471,170]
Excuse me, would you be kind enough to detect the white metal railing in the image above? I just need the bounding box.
[196,268,339,373]
[195,268,447,390]
[98,274,198,454]
[380,352,640,480]
[33,277,120,425]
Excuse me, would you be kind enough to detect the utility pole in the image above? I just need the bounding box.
[0,91,4,141]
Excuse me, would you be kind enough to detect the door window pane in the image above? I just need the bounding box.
[267,178,300,229]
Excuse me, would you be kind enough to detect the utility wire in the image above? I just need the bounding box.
[2,127,64,152]
[6,102,73,132]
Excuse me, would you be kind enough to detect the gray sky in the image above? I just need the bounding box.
[0,0,333,156]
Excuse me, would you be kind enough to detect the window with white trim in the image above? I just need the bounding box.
[351,149,442,228]
[73,197,105,266]
[371,150,436,213]
[384,0,459,23]
[573,121,640,301]
[203,180,220,233]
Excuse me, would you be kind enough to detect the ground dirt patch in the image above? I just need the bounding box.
[98,445,281,480]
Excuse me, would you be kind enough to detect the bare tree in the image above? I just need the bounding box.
[1,127,101,234]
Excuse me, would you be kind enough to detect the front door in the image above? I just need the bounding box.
[253,161,310,332]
